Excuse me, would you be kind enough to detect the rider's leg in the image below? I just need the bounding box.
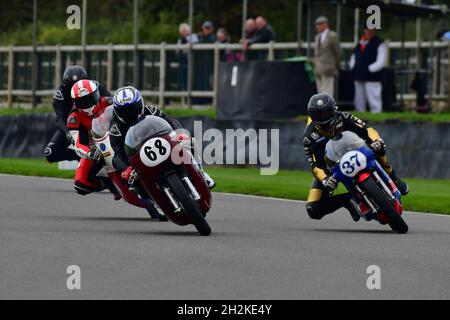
[376,154,409,195]
[74,158,101,195]
[44,130,79,163]
[84,158,122,200]
[306,178,360,221]
[190,152,215,189]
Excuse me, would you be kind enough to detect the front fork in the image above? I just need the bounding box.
[355,171,403,223]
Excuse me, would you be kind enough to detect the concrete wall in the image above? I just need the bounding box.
[1,114,449,179]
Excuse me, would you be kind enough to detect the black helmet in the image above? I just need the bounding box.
[113,86,144,125]
[62,65,88,87]
[307,93,337,126]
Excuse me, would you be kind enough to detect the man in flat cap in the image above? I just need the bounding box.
[313,16,341,98]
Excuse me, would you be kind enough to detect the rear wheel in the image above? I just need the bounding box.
[165,173,211,236]
[360,177,408,234]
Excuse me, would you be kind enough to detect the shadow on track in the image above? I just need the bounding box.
[313,228,394,234]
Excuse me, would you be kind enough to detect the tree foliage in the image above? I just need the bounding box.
[0,0,448,45]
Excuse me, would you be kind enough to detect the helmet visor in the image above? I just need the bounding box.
[74,90,100,110]
[310,107,335,124]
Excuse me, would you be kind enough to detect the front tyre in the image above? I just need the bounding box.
[360,177,408,234]
[165,173,211,236]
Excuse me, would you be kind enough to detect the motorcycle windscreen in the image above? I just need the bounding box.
[125,115,173,156]
[325,131,366,163]
[91,106,114,139]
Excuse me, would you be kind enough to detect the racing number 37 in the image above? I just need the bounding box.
[342,154,360,175]
[339,151,367,177]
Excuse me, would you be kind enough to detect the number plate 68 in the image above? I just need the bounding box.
[339,151,367,177]
[140,138,171,167]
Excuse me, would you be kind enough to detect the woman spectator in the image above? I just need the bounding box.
[216,28,242,62]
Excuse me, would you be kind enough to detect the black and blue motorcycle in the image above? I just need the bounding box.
[325,131,408,234]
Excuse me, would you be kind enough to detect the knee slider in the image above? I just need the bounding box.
[74,180,92,195]
[306,202,325,220]
[44,145,57,162]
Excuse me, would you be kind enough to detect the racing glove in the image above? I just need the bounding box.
[370,138,386,155]
[87,147,103,161]
[322,176,338,192]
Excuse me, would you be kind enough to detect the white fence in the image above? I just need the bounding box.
[0,41,448,108]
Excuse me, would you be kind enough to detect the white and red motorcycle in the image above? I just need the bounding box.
[91,106,166,221]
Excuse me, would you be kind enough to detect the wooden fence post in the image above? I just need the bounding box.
[159,42,166,108]
[213,42,220,109]
[107,43,114,92]
[7,45,14,107]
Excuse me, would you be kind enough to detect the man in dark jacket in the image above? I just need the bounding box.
[349,28,387,113]
[243,16,274,60]
[43,66,110,163]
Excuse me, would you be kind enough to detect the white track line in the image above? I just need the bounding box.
[1,173,448,218]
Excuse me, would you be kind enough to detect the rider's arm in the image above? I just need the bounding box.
[342,112,381,143]
[52,89,69,134]
[143,105,184,130]
[97,82,112,97]
[303,130,328,182]
[109,121,131,172]
[67,112,91,158]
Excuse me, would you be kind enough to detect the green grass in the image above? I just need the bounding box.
[2,106,450,123]
[0,106,53,116]
[0,158,449,215]
[295,111,450,123]
[163,107,217,119]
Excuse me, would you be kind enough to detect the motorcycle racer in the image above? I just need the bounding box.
[109,86,215,189]
[67,79,119,198]
[303,93,409,222]
[44,65,110,163]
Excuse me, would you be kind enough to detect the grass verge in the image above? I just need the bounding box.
[0,158,448,215]
[2,107,450,123]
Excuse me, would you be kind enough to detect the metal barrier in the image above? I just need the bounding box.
[0,41,448,108]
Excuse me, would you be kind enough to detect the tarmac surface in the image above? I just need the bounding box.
[1,174,449,299]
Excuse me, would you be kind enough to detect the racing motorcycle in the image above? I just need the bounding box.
[325,131,408,234]
[91,106,167,221]
[124,115,212,236]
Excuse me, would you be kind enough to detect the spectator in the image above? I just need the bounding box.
[217,28,230,43]
[177,23,198,90]
[349,28,388,113]
[241,18,257,42]
[240,18,257,61]
[217,28,241,62]
[177,23,199,45]
[243,16,275,50]
[199,21,216,43]
[312,16,340,98]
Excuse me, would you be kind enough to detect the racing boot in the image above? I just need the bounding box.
[389,171,409,196]
[345,201,361,222]
[100,178,122,201]
[202,171,216,189]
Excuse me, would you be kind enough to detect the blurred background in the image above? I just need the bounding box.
[0,0,448,114]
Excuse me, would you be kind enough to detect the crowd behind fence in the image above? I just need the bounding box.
[0,41,448,109]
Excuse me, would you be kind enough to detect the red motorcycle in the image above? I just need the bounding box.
[124,115,212,236]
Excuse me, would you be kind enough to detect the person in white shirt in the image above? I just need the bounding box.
[313,16,341,98]
[349,28,388,113]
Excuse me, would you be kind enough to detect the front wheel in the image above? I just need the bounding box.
[165,173,211,236]
[360,177,408,234]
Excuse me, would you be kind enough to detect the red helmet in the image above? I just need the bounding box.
[71,80,101,116]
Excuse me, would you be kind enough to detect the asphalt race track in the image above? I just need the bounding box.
[1,174,449,300]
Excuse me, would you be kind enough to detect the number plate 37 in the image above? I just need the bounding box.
[339,151,367,177]
[140,138,171,167]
